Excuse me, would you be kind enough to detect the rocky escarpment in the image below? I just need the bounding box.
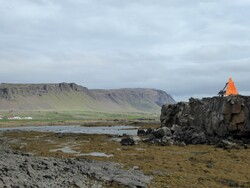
[0,83,88,100]
[92,88,175,110]
[0,140,152,188]
[0,83,175,112]
[139,95,250,148]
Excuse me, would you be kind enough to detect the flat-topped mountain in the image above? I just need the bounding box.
[0,83,175,113]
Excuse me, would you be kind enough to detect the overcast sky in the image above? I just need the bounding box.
[1,0,250,101]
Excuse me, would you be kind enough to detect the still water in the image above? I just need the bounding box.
[0,125,138,135]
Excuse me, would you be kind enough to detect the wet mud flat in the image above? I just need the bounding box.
[1,130,250,187]
[0,136,152,188]
[0,125,138,135]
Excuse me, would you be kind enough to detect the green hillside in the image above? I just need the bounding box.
[0,83,175,113]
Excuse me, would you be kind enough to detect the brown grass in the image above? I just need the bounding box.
[3,131,250,188]
[0,119,160,129]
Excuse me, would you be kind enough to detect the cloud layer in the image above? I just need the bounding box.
[1,0,250,101]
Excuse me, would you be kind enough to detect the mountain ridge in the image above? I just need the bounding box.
[0,83,175,113]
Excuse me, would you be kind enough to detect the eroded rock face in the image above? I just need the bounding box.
[0,83,88,99]
[160,95,250,144]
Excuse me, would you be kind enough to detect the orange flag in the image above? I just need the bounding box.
[226,77,238,96]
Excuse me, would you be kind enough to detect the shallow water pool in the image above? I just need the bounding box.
[0,125,138,135]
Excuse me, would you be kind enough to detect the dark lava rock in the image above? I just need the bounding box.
[120,136,135,146]
[152,127,171,139]
[145,128,153,135]
[161,136,174,146]
[160,95,250,145]
[137,129,146,136]
[191,132,207,145]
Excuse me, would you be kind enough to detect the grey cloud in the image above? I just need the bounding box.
[0,0,250,101]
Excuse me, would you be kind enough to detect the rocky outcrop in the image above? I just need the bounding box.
[92,88,175,108]
[0,83,88,99]
[159,95,250,145]
[0,144,152,188]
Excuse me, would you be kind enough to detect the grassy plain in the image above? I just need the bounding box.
[0,110,159,127]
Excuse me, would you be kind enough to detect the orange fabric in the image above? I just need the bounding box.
[226,77,238,96]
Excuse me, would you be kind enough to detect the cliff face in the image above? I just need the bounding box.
[92,88,175,111]
[160,95,250,144]
[0,83,88,100]
[0,83,175,112]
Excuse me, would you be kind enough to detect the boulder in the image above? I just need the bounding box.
[190,132,207,145]
[145,128,153,135]
[120,136,135,146]
[174,141,186,147]
[161,136,174,146]
[137,129,146,136]
[217,139,240,150]
[142,134,155,142]
[152,127,172,138]
[170,124,180,134]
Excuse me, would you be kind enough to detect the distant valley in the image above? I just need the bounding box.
[0,83,175,113]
